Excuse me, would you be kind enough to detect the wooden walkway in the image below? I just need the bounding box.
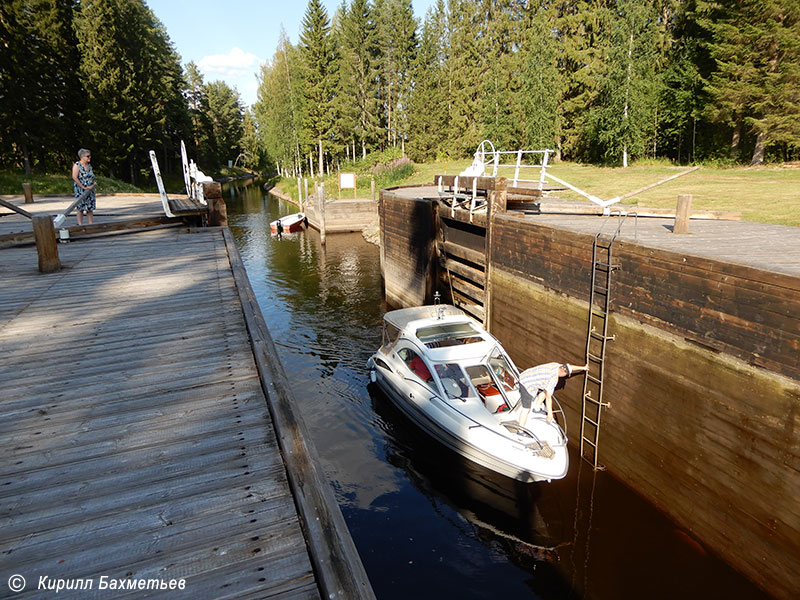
[0,226,373,598]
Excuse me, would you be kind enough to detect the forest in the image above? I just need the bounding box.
[1,0,799,184]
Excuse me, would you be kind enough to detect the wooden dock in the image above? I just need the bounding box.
[0,206,374,598]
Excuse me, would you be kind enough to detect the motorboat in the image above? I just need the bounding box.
[270,212,306,234]
[367,303,568,482]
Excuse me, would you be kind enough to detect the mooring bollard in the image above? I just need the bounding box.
[32,215,60,273]
[674,194,692,234]
[204,182,227,227]
[22,183,34,204]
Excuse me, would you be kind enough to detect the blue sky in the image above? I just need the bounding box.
[146,0,437,107]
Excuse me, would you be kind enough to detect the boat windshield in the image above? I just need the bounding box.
[487,347,519,388]
[433,363,476,399]
[415,322,483,348]
[382,322,401,349]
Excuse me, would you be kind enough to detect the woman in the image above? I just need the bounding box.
[72,148,96,225]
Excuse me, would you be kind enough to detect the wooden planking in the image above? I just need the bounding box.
[490,213,800,379]
[0,227,326,600]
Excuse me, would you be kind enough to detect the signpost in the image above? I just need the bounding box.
[338,172,357,200]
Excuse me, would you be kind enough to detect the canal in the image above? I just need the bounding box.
[224,180,770,600]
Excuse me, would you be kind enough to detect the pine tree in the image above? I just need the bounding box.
[521,3,560,153]
[699,0,800,164]
[73,0,190,182]
[338,0,379,159]
[299,0,337,175]
[0,0,84,173]
[591,0,661,166]
[204,80,244,167]
[407,0,449,160]
[479,0,529,152]
[374,0,417,150]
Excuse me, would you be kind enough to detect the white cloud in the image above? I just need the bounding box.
[196,47,265,106]
[197,47,263,78]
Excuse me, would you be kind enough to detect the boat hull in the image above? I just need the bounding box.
[371,365,567,483]
[270,212,305,234]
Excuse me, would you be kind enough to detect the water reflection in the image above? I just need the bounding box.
[224,181,771,600]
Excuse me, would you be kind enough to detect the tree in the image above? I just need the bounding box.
[374,0,417,150]
[299,0,337,175]
[73,0,189,182]
[699,0,800,165]
[407,0,450,160]
[591,0,661,166]
[204,80,244,167]
[0,0,84,173]
[337,0,380,158]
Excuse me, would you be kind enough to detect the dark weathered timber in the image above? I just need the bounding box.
[31,215,60,272]
[0,226,373,600]
[378,183,800,600]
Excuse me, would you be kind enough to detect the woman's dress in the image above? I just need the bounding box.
[73,161,96,212]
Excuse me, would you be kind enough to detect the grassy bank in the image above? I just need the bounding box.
[0,170,144,195]
[277,158,800,227]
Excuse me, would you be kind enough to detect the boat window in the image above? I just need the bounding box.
[487,347,518,391]
[433,363,475,400]
[382,322,401,349]
[415,322,483,348]
[465,364,511,414]
[397,348,436,391]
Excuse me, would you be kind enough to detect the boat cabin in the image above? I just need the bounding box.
[378,305,522,414]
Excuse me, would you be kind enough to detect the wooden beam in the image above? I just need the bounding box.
[0,198,33,219]
[618,166,701,201]
[32,215,60,272]
[438,240,486,267]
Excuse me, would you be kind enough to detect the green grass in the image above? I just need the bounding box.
[278,158,798,227]
[0,170,144,195]
[543,162,800,226]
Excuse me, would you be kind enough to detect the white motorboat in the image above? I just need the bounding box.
[367,303,568,483]
[270,212,306,234]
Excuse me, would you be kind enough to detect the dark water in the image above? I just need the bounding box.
[225,180,770,600]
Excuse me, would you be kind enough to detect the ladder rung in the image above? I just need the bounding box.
[582,438,597,448]
[583,416,600,427]
[586,374,602,385]
[587,353,602,362]
[590,331,614,341]
[583,395,606,406]
[590,309,607,319]
[593,285,608,294]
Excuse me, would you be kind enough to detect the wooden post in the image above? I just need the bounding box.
[204,182,227,227]
[22,183,33,204]
[32,216,60,273]
[674,194,692,234]
[318,183,327,245]
[304,178,309,207]
[370,178,375,202]
[297,177,303,211]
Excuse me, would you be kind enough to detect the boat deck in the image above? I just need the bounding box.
[0,225,370,598]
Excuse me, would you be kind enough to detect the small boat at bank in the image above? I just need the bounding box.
[367,303,569,482]
[270,212,306,234]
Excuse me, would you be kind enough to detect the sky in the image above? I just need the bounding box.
[146,0,437,108]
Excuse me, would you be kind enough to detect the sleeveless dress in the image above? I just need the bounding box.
[73,161,96,211]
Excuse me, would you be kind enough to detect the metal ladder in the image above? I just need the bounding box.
[579,212,634,468]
